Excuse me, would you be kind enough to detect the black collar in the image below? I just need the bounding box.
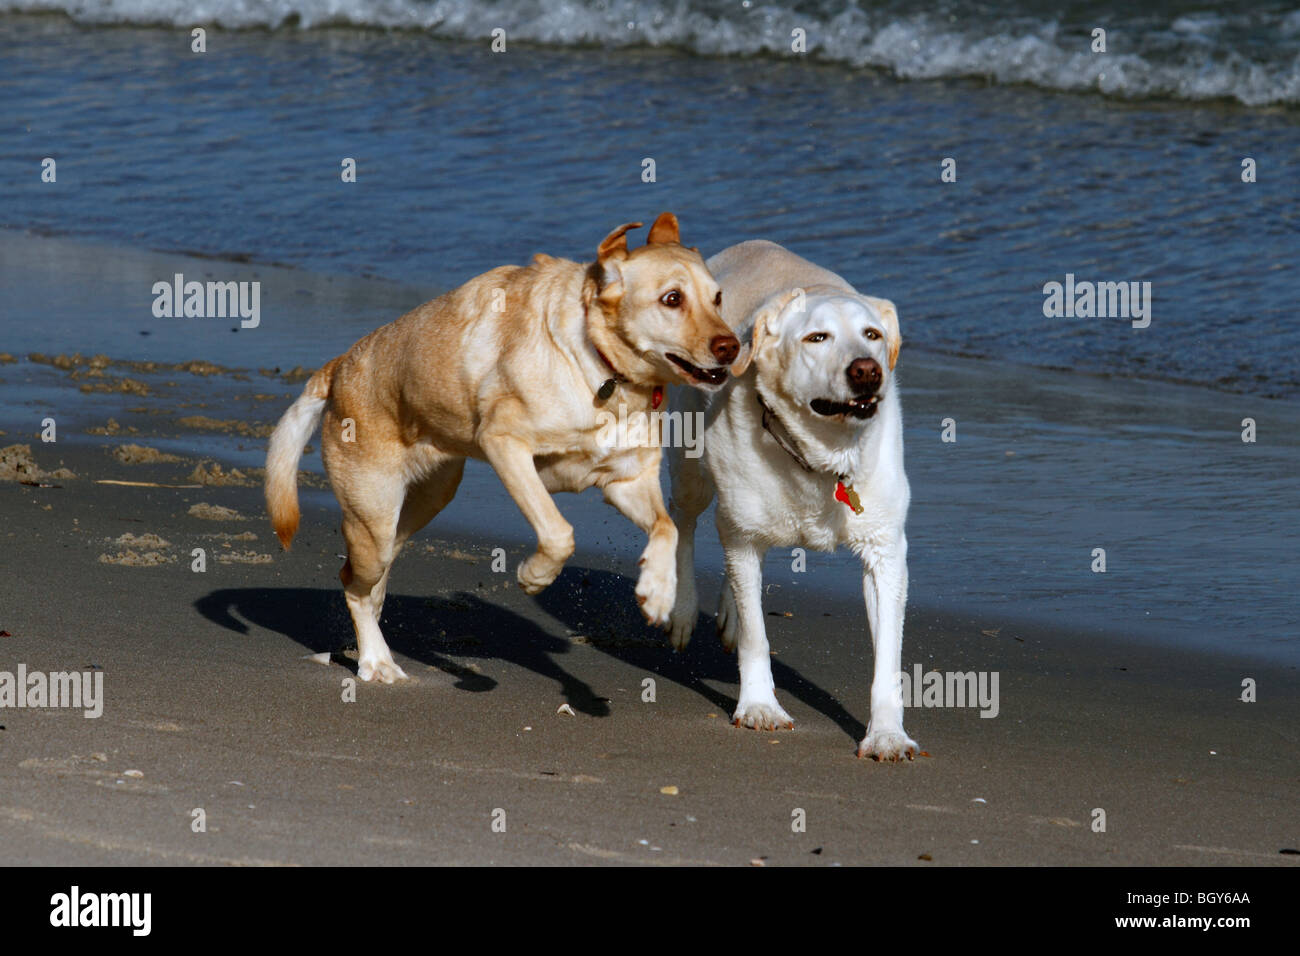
[756,390,854,486]
[756,390,865,514]
[593,346,663,410]
[593,346,625,401]
[756,390,815,474]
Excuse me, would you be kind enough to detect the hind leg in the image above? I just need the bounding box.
[337,480,408,683]
[666,444,714,649]
[371,458,466,622]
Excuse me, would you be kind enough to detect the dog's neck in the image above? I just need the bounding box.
[751,376,889,479]
[580,277,662,391]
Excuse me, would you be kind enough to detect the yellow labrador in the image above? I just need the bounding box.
[266,214,739,682]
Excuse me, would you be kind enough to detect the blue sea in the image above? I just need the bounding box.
[0,1,1296,662]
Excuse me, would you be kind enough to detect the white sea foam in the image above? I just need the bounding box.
[4,0,1298,106]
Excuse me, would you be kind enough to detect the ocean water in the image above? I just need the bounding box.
[1,4,1298,396]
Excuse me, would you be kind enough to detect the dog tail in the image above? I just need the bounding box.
[265,357,339,550]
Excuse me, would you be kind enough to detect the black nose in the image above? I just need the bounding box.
[847,357,882,394]
[710,334,740,364]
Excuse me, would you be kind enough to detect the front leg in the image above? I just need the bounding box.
[721,535,793,731]
[858,532,918,760]
[602,464,677,626]
[480,433,575,594]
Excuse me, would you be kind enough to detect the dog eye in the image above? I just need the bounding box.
[804,332,829,343]
[714,291,722,307]
[661,290,683,308]
[864,329,881,340]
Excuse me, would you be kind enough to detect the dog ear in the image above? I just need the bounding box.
[729,341,754,377]
[863,295,901,369]
[733,288,801,376]
[598,222,643,263]
[646,211,680,245]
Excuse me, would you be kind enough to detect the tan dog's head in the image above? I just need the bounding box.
[733,285,901,424]
[585,213,740,391]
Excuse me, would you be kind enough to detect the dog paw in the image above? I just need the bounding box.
[715,586,738,653]
[857,728,918,762]
[667,594,698,651]
[732,698,795,731]
[667,612,695,650]
[357,657,410,684]
[517,552,561,595]
[635,562,675,627]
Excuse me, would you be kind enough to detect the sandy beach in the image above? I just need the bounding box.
[1,236,1296,868]
[2,438,1297,866]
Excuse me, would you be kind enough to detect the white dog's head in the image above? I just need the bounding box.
[733,285,900,423]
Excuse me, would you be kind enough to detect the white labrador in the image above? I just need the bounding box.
[667,240,917,760]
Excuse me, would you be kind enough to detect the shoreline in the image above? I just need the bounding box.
[7,227,1299,403]
[2,229,1298,664]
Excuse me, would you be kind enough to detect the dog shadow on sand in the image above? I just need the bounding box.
[194,566,865,741]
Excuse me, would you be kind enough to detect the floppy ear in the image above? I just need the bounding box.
[729,341,754,377]
[595,221,643,301]
[863,295,901,369]
[646,211,680,245]
[731,288,801,376]
[598,221,643,263]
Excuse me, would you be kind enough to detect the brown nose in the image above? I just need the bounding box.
[710,334,740,365]
[847,357,882,394]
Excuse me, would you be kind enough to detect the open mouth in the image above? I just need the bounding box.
[667,353,727,387]
[810,396,879,420]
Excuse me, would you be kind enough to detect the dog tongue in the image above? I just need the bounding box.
[653,386,663,410]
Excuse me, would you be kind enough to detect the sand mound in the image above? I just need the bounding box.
[216,550,273,564]
[188,502,246,521]
[87,419,137,436]
[177,416,274,439]
[113,443,182,464]
[0,444,76,482]
[113,532,171,549]
[189,460,257,486]
[98,549,176,566]
[201,531,258,541]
